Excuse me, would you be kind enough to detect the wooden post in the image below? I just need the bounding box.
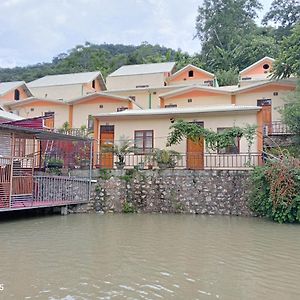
[9,133,15,209]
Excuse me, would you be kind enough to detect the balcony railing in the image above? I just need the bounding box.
[95,152,262,170]
[264,122,292,136]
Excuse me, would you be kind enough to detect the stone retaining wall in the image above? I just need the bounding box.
[88,169,253,216]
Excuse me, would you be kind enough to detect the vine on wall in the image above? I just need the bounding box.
[167,120,256,153]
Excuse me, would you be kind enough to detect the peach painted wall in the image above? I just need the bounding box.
[14,101,69,128]
[83,78,103,95]
[29,84,84,101]
[236,85,295,121]
[96,111,258,155]
[109,86,179,109]
[168,68,214,86]
[240,59,274,84]
[72,97,131,128]
[106,73,167,90]
[0,87,28,102]
[162,91,231,108]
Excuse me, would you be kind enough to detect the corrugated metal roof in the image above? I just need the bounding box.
[0,81,27,96]
[94,105,261,118]
[108,62,176,77]
[28,71,102,87]
[0,110,23,121]
[0,124,91,141]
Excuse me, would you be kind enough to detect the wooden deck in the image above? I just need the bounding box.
[0,175,90,212]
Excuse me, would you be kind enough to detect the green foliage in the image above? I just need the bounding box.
[101,136,133,165]
[151,149,181,169]
[272,24,300,79]
[281,83,300,136]
[262,0,300,29]
[215,68,239,86]
[122,201,135,213]
[167,120,256,153]
[99,169,112,180]
[249,157,300,223]
[119,169,136,182]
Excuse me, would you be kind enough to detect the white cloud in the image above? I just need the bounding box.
[0,0,273,67]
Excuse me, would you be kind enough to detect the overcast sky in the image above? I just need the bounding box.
[0,0,273,68]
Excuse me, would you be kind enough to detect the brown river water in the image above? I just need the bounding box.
[0,214,300,300]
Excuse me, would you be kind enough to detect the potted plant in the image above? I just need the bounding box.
[102,136,133,170]
[46,157,64,169]
[152,149,181,169]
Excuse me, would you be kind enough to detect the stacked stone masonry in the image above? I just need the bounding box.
[88,169,253,216]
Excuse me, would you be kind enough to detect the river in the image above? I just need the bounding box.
[0,214,300,299]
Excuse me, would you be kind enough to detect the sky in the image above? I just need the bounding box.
[0,0,273,68]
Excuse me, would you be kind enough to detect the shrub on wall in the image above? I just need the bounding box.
[249,156,300,223]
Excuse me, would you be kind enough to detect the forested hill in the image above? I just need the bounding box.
[0,43,181,83]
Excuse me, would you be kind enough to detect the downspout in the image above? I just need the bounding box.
[148,91,152,109]
[88,139,93,204]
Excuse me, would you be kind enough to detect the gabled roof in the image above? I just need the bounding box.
[234,78,296,94]
[0,81,32,97]
[240,57,275,75]
[28,71,106,89]
[67,92,132,104]
[168,64,215,80]
[0,109,23,121]
[159,85,230,99]
[108,62,176,77]
[93,105,261,119]
[3,97,66,108]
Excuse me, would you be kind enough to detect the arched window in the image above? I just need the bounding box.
[14,89,20,100]
[92,80,96,89]
[188,70,194,77]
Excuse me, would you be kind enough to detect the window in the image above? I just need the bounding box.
[273,92,278,96]
[99,105,104,109]
[217,128,240,154]
[188,70,194,77]
[129,96,136,101]
[117,107,128,112]
[263,64,270,70]
[14,137,26,157]
[14,89,20,100]
[30,108,34,112]
[165,104,177,108]
[44,111,54,117]
[87,115,94,133]
[188,98,192,103]
[136,85,149,88]
[92,80,96,89]
[134,130,153,154]
[204,80,213,86]
[257,99,272,106]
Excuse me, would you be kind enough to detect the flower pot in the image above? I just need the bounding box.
[115,162,125,169]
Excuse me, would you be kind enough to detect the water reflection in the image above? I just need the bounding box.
[0,214,300,299]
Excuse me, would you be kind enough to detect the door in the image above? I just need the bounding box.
[100,125,114,169]
[44,112,55,129]
[186,122,204,170]
[257,99,272,134]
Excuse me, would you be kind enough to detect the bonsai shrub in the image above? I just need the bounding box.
[152,149,181,169]
[249,156,300,223]
[46,157,64,175]
[102,136,133,169]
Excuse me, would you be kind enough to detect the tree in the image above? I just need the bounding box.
[272,24,300,79]
[195,0,262,51]
[281,84,300,144]
[262,0,300,29]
